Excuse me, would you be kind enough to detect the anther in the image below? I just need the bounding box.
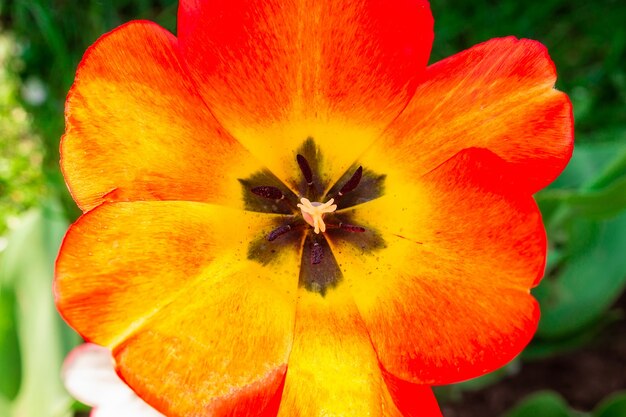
[335,223,366,233]
[251,186,285,200]
[311,241,323,265]
[325,222,366,233]
[296,154,314,186]
[267,224,292,241]
[337,166,363,198]
[251,186,298,211]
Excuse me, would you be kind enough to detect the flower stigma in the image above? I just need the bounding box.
[297,198,337,234]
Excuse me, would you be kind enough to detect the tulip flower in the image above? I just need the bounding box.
[55,1,573,416]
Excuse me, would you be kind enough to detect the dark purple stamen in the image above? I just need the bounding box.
[251,186,285,200]
[296,154,314,186]
[338,166,362,197]
[268,224,292,241]
[339,223,366,233]
[326,222,366,233]
[311,241,323,265]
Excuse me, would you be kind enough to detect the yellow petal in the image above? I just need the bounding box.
[56,201,301,416]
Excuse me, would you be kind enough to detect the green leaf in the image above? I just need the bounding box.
[502,391,574,417]
[585,146,626,191]
[567,176,626,218]
[536,212,626,338]
[593,392,626,417]
[0,396,11,417]
[0,286,21,401]
[546,142,626,191]
[538,176,626,220]
[537,142,626,224]
[0,200,78,417]
[523,312,616,360]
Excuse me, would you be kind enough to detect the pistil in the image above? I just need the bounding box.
[297,198,337,234]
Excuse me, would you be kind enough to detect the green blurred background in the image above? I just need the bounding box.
[0,0,625,416]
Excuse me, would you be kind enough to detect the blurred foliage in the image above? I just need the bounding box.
[0,33,46,237]
[503,392,579,417]
[528,142,626,356]
[503,391,626,417]
[0,201,77,417]
[0,0,625,416]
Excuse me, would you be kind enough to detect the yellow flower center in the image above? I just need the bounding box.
[297,198,337,234]
[243,138,384,293]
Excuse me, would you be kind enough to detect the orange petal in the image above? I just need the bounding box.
[55,201,300,416]
[177,0,434,188]
[276,290,442,417]
[331,148,544,384]
[62,21,264,212]
[362,37,573,193]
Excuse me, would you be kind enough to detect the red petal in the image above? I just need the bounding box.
[177,0,434,185]
[382,371,442,417]
[362,37,573,193]
[332,148,545,384]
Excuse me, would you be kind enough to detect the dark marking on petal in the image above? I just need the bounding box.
[239,169,297,214]
[243,138,387,294]
[299,233,342,295]
[326,165,386,210]
[248,221,303,266]
[311,241,323,265]
[251,186,285,200]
